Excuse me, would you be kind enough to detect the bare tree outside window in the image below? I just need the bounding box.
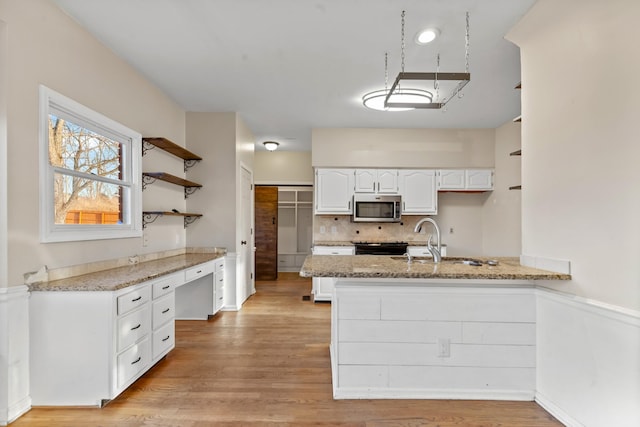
[48,115,123,225]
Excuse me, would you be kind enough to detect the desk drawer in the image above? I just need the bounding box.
[152,320,175,359]
[117,286,151,315]
[152,293,175,329]
[185,262,214,282]
[117,305,151,352]
[117,337,150,388]
[152,273,182,299]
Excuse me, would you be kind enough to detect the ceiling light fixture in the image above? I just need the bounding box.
[385,11,471,110]
[263,141,279,151]
[362,52,433,111]
[415,28,439,45]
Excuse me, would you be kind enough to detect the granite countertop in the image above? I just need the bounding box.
[29,253,223,292]
[300,255,571,281]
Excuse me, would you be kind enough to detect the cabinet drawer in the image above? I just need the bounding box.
[313,246,355,255]
[185,262,214,282]
[117,286,151,315]
[117,337,150,389]
[152,273,182,299]
[152,320,175,360]
[117,305,151,352]
[152,293,175,329]
[215,259,224,272]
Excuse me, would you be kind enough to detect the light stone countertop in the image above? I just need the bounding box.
[28,253,223,292]
[313,241,446,246]
[300,255,571,281]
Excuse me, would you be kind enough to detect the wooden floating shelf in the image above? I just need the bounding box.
[513,115,522,123]
[509,185,522,190]
[515,82,522,89]
[142,172,202,198]
[142,137,202,172]
[510,149,522,156]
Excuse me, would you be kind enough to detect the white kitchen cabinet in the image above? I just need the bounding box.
[354,169,398,194]
[214,258,225,313]
[398,169,437,215]
[30,271,183,406]
[438,169,494,191]
[311,245,355,301]
[407,245,448,257]
[315,168,355,214]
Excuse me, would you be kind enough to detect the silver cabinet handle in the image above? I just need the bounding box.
[131,357,142,365]
[131,323,141,330]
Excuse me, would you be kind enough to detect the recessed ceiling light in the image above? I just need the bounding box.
[415,28,440,45]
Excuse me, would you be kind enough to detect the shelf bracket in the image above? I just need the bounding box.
[184,159,201,172]
[142,212,162,229]
[184,215,200,228]
[184,186,201,199]
[142,174,157,190]
[142,140,156,156]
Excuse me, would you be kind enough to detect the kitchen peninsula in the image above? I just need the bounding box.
[300,255,571,400]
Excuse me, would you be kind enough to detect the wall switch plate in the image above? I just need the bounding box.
[437,338,451,357]
[320,226,326,234]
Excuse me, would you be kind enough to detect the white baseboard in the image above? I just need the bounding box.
[536,392,582,427]
[334,387,535,401]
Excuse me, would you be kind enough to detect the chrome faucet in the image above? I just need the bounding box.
[414,217,442,263]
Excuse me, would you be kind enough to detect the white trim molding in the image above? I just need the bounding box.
[0,286,31,425]
[535,288,640,427]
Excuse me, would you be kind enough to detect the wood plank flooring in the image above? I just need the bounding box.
[14,273,562,426]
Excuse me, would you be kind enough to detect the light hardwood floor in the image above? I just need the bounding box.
[13,273,562,426]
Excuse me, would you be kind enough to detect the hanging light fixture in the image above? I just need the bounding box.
[362,52,433,111]
[263,141,279,151]
[384,11,471,110]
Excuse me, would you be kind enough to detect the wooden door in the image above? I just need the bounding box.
[254,186,278,280]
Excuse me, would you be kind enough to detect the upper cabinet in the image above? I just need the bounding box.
[398,169,437,215]
[314,168,355,214]
[438,169,493,191]
[354,169,399,194]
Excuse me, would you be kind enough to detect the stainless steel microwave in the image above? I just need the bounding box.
[352,194,402,223]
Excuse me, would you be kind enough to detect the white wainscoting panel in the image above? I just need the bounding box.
[0,286,31,425]
[536,288,640,427]
[332,282,536,400]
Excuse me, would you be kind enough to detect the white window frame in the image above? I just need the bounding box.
[39,85,142,242]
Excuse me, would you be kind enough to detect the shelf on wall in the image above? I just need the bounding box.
[142,211,203,229]
[515,82,521,89]
[509,185,522,190]
[513,115,522,123]
[142,172,202,198]
[510,149,522,156]
[142,137,202,172]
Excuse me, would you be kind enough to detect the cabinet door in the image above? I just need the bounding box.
[354,169,376,193]
[438,170,465,190]
[399,169,437,214]
[466,169,494,190]
[315,169,354,214]
[376,169,399,193]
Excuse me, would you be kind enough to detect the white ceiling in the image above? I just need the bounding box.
[52,0,535,151]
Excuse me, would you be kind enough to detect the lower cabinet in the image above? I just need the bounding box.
[30,271,183,406]
[407,245,448,257]
[312,245,355,302]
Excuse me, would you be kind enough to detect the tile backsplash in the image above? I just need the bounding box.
[314,215,439,244]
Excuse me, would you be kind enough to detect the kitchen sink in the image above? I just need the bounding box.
[390,256,495,266]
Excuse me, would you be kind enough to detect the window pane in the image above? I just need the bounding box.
[53,173,124,225]
[49,114,123,180]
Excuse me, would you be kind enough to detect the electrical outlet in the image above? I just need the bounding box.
[437,338,450,357]
[142,230,149,247]
[320,226,326,234]
[331,226,337,234]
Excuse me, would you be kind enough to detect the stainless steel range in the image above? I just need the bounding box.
[353,241,408,256]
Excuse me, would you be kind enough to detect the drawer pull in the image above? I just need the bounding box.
[131,323,141,330]
[162,285,170,290]
[196,270,202,274]
[162,335,171,342]
[131,356,142,365]
[131,296,142,302]
[162,308,170,314]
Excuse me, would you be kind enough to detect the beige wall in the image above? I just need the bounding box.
[507,0,640,310]
[482,120,522,256]
[312,128,495,168]
[3,0,186,287]
[254,151,313,185]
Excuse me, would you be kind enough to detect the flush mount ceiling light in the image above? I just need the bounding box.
[385,11,471,110]
[362,52,433,111]
[415,28,440,45]
[263,141,279,151]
